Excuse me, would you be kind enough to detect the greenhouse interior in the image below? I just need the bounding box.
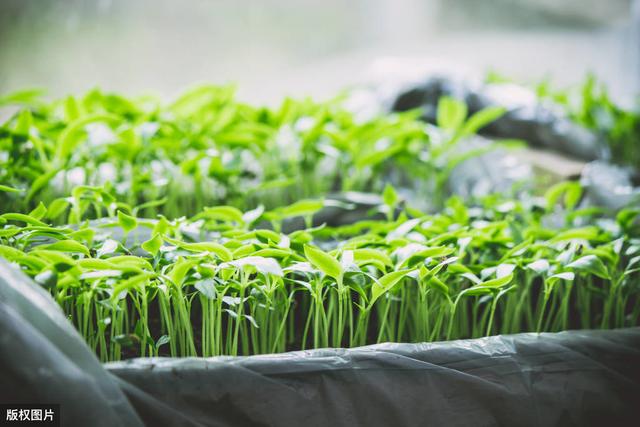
[1,1,640,426]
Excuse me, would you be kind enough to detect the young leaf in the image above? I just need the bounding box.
[0,185,23,193]
[141,234,163,256]
[567,255,610,279]
[304,244,343,281]
[481,273,515,288]
[39,240,90,256]
[0,213,48,227]
[437,97,467,130]
[526,259,550,275]
[383,183,398,208]
[544,181,583,211]
[370,269,414,306]
[177,241,232,262]
[29,202,48,221]
[47,198,70,219]
[461,106,505,135]
[496,264,516,278]
[117,211,137,233]
[548,226,599,244]
[194,278,217,299]
[97,239,120,257]
[547,272,575,283]
[155,335,171,349]
[226,256,283,277]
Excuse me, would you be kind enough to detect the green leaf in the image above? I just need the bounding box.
[15,109,33,135]
[461,106,505,135]
[355,145,402,168]
[152,217,171,236]
[547,272,575,283]
[252,248,301,261]
[47,198,70,219]
[176,241,232,262]
[78,258,117,270]
[111,273,152,299]
[194,278,217,299]
[0,213,48,227]
[544,181,583,211]
[155,335,171,349]
[437,97,467,130]
[382,183,398,208]
[29,202,47,221]
[141,234,163,256]
[427,276,449,295]
[255,229,282,244]
[464,273,515,296]
[242,205,265,224]
[480,273,514,288]
[0,245,25,260]
[30,247,76,263]
[56,114,119,161]
[370,269,413,306]
[64,96,80,121]
[548,226,599,244]
[226,256,283,277]
[526,259,550,275]
[567,255,610,280]
[617,208,640,231]
[26,169,59,203]
[399,246,455,268]
[304,244,343,282]
[39,239,90,256]
[0,185,23,193]
[96,239,120,257]
[352,248,393,270]
[117,211,137,233]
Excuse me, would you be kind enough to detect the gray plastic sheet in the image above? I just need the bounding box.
[580,161,640,211]
[0,259,143,427]
[2,259,640,426]
[108,329,640,427]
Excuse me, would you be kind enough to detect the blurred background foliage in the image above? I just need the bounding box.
[0,0,638,104]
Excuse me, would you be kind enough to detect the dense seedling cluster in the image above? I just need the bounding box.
[0,183,638,361]
[1,85,638,362]
[0,86,504,217]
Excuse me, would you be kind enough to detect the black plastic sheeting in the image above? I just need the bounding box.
[2,258,640,426]
[390,75,608,161]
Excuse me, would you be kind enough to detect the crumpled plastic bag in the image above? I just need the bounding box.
[389,74,608,161]
[580,161,640,211]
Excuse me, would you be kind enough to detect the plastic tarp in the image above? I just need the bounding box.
[2,258,640,426]
[580,161,640,211]
[0,259,143,426]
